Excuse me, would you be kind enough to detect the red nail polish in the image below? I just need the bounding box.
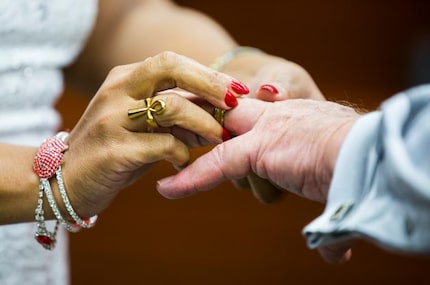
[260,84,279,95]
[225,90,238,108]
[222,128,232,141]
[231,79,250,95]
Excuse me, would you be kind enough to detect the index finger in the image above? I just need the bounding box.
[120,51,250,109]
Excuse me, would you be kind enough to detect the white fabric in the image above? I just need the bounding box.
[303,85,430,255]
[0,1,98,284]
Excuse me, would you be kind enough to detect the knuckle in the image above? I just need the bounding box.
[107,64,129,78]
[92,114,113,138]
[160,133,182,156]
[153,51,181,70]
[156,93,181,119]
[100,64,133,93]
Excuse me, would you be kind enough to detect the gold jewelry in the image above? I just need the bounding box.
[213,107,226,126]
[128,98,166,128]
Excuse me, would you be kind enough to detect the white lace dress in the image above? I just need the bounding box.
[0,1,97,284]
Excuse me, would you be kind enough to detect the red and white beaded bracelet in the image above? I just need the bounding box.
[33,131,97,250]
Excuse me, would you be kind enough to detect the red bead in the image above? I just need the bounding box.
[36,235,53,246]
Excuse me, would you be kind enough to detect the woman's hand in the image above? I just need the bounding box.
[60,51,249,219]
[222,52,325,102]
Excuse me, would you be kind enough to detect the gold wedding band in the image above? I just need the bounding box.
[128,97,166,128]
[213,107,226,126]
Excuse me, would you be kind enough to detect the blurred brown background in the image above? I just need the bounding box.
[57,0,430,284]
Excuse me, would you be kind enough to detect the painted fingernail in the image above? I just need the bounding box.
[225,90,238,108]
[222,128,232,141]
[259,84,279,95]
[231,79,250,95]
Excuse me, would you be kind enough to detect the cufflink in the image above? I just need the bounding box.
[329,203,353,222]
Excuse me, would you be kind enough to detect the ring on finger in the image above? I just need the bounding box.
[213,107,226,126]
[128,97,166,128]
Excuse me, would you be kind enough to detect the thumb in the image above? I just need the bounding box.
[157,98,269,199]
[156,134,252,199]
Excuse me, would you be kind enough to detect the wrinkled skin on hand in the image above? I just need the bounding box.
[157,98,360,263]
[222,52,325,203]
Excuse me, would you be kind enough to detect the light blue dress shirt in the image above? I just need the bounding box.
[303,84,430,254]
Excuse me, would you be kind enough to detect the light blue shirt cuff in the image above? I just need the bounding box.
[302,85,430,254]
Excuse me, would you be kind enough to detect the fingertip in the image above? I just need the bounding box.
[251,186,285,204]
[222,128,232,141]
[341,248,353,263]
[328,248,352,264]
[157,174,203,200]
[156,178,181,199]
[230,79,250,95]
[225,90,238,108]
[231,178,251,189]
[260,84,279,95]
[172,161,189,172]
[255,84,280,101]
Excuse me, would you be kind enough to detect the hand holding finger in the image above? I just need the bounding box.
[219,52,325,202]
[118,51,250,109]
[252,60,325,101]
[127,92,229,144]
[60,52,251,218]
[157,98,359,202]
[156,100,268,199]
